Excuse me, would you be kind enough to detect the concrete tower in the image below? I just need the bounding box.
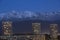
[2,21,12,36]
[50,24,58,40]
[32,23,41,40]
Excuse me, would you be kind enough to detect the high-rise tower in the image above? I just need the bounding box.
[32,23,41,40]
[2,21,12,36]
[50,24,58,40]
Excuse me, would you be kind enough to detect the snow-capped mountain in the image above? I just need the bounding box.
[0,11,60,21]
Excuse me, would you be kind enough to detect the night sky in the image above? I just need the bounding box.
[0,0,60,34]
[0,0,60,12]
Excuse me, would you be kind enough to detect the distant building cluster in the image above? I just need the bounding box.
[0,21,60,40]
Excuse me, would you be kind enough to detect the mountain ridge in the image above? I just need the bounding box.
[0,11,60,21]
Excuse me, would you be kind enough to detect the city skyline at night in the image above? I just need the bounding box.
[0,0,60,40]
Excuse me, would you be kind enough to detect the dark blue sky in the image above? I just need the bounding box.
[0,0,60,12]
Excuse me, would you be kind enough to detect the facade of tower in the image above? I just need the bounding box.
[2,21,12,36]
[32,23,41,40]
[50,24,58,40]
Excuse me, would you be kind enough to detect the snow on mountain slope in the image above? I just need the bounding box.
[0,11,60,21]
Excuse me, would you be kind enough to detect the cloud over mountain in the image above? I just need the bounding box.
[0,11,60,21]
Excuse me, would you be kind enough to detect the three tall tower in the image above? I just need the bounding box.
[1,21,58,40]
